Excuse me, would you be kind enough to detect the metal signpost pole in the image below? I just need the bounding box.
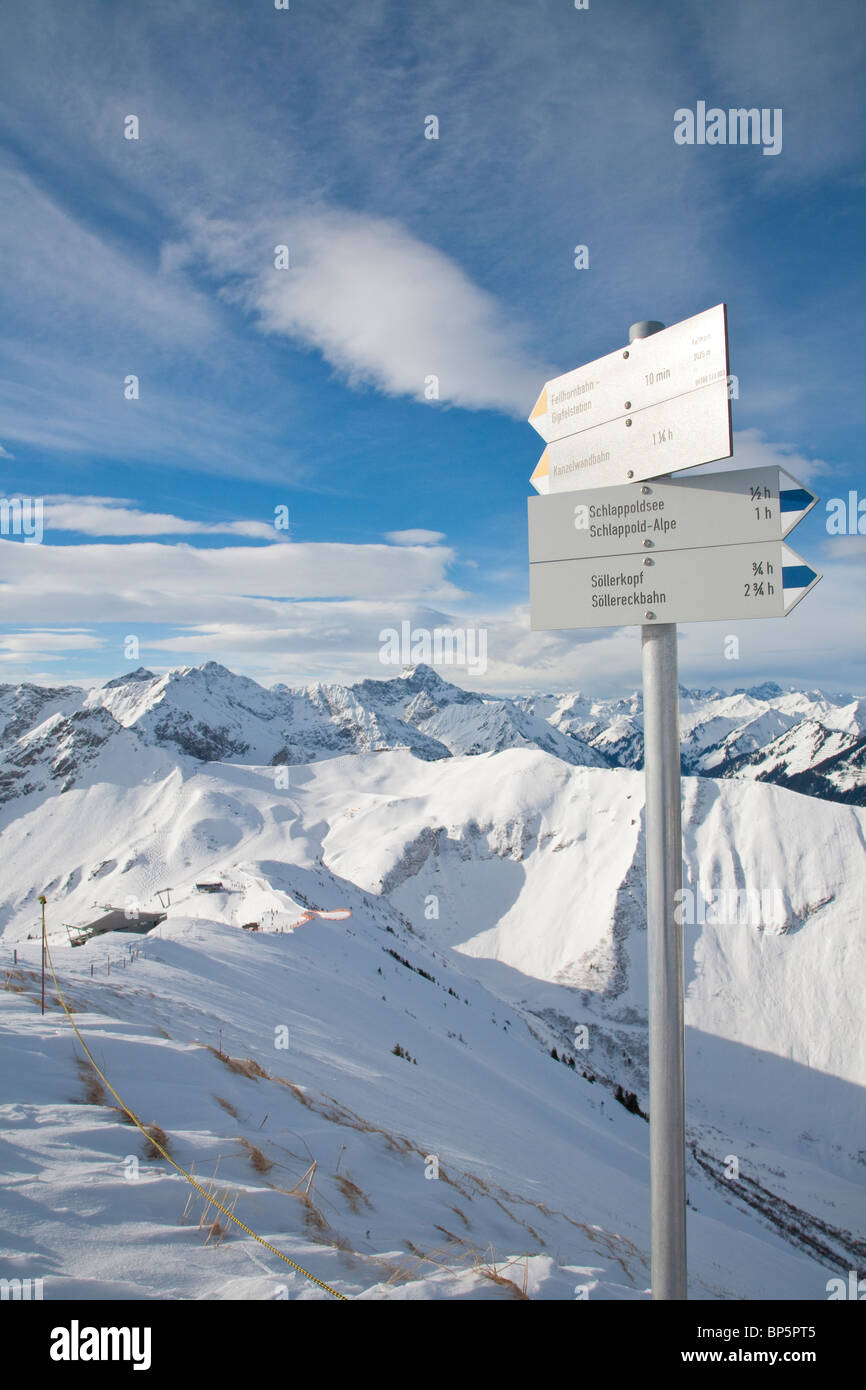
[40,893,47,1016]
[630,318,687,1300]
[527,303,819,1302]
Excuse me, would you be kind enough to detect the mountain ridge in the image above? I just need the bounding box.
[0,661,863,809]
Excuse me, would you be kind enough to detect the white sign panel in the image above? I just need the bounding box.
[529,541,821,630]
[528,466,816,562]
[529,303,729,445]
[530,378,732,494]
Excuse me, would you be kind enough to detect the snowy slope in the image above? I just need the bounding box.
[3,914,830,1302]
[1,739,864,1299]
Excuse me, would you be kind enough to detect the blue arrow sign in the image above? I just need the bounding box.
[778,471,818,536]
[780,544,822,613]
[783,564,819,588]
[780,488,814,513]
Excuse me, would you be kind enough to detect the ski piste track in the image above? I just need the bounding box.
[689,1144,866,1276]
[43,908,352,1302]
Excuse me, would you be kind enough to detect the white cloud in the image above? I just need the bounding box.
[120,570,865,695]
[824,537,866,560]
[0,536,462,628]
[186,208,548,416]
[0,166,218,353]
[0,346,294,478]
[40,497,279,540]
[681,428,835,486]
[0,629,104,661]
[385,529,446,546]
[1,569,860,695]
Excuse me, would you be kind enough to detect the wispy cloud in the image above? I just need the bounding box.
[385,529,446,546]
[0,629,104,662]
[183,207,548,415]
[0,535,462,628]
[40,497,280,540]
[684,428,836,485]
[0,165,218,352]
[0,346,295,478]
[698,0,866,182]
[0,0,860,694]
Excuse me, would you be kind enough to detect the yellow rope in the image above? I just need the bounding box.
[42,932,349,1301]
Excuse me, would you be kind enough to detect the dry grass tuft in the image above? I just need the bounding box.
[76,1060,108,1107]
[471,1247,531,1300]
[434,1224,467,1246]
[114,1105,141,1125]
[238,1137,273,1174]
[381,1239,463,1288]
[2,969,30,995]
[383,1133,416,1154]
[273,1076,313,1108]
[329,1232,356,1255]
[335,1173,373,1214]
[303,1203,329,1234]
[181,1162,238,1246]
[437,1167,474,1201]
[142,1123,170,1160]
[81,1074,107,1106]
[204,1045,269,1080]
[215,1095,239,1118]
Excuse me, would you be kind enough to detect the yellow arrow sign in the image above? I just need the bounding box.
[529,386,548,423]
[529,447,550,494]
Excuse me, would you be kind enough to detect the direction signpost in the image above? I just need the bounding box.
[528,465,818,563]
[529,540,820,631]
[530,380,732,494]
[529,303,732,494]
[525,309,821,1302]
[529,304,730,445]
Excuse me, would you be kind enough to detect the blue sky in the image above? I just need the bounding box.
[0,0,863,694]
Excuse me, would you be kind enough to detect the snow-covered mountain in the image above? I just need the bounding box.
[717,720,866,805]
[521,681,866,804]
[0,661,864,1300]
[0,663,863,807]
